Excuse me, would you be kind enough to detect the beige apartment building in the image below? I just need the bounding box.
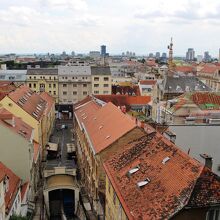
[91,66,112,95]
[58,65,92,104]
[26,68,59,103]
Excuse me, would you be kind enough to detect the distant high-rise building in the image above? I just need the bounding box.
[71,51,75,57]
[155,52,160,59]
[219,48,220,62]
[132,52,136,57]
[162,53,167,58]
[101,45,106,56]
[204,51,211,62]
[122,52,125,56]
[149,53,154,58]
[197,55,203,62]
[186,48,195,61]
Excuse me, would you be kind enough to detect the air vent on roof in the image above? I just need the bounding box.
[106,135,110,139]
[162,156,170,164]
[127,166,140,177]
[137,178,150,188]
[94,117,96,120]
[99,125,103,129]
[83,116,87,120]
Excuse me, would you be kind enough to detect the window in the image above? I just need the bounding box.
[83,84,87,87]
[63,84,67,87]
[29,83,32,88]
[65,77,68,79]
[94,84,99,87]
[29,76,32,79]
[73,91,77,95]
[83,91,87,95]
[73,84,77,87]
[63,91,67,95]
[206,209,220,220]
[94,77,99,81]
[104,84,109,87]
[54,77,56,80]
[49,84,51,88]
[113,192,116,205]
[49,76,51,80]
[49,91,51,94]
[43,76,45,79]
[53,91,56,95]
[72,77,75,79]
[94,91,99,94]
[34,76,36,79]
[53,84,56,88]
[33,83,36,88]
[104,77,109,81]
[104,91,109,94]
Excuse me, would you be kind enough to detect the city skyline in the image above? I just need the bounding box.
[0,0,220,56]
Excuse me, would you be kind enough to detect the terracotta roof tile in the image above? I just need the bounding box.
[0,108,33,141]
[0,81,16,101]
[75,99,136,154]
[188,167,220,207]
[0,162,21,213]
[139,80,157,85]
[8,85,47,121]
[104,128,205,219]
[40,92,55,115]
[95,95,151,108]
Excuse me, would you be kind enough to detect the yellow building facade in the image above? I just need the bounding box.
[0,86,55,148]
[26,68,59,103]
[105,176,128,220]
[91,66,112,95]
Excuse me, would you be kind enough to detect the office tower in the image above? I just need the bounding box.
[204,51,211,62]
[101,45,106,57]
[186,48,195,61]
[155,52,160,59]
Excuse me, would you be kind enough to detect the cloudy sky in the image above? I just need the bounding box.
[0,0,219,56]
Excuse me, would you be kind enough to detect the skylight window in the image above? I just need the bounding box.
[137,178,150,188]
[106,135,110,139]
[83,116,87,120]
[162,156,170,164]
[127,166,140,176]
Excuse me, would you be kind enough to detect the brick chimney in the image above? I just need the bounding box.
[200,153,213,170]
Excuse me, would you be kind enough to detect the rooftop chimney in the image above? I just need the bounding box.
[200,153,213,170]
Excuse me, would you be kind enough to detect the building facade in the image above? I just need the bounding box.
[58,65,92,104]
[26,68,58,103]
[91,66,112,95]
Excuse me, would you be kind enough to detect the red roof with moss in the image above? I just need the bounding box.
[104,126,220,219]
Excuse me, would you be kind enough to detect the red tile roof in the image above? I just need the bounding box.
[139,80,157,85]
[175,66,195,73]
[0,108,33,141]
[7,85,47,121]
[188,167,220,207]
[112,85,141,96]
[95,95,151,108]
[0,81,16,101]
[40,92,55,115]
[0,162,21,213]
[75,100,136,154]
[104,128,207,219]
[192,92,220,106]
[199,65,220,75]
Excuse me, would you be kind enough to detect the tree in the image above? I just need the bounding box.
[9,215,28,220]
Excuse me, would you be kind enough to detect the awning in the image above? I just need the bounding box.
[46,142,58,151]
